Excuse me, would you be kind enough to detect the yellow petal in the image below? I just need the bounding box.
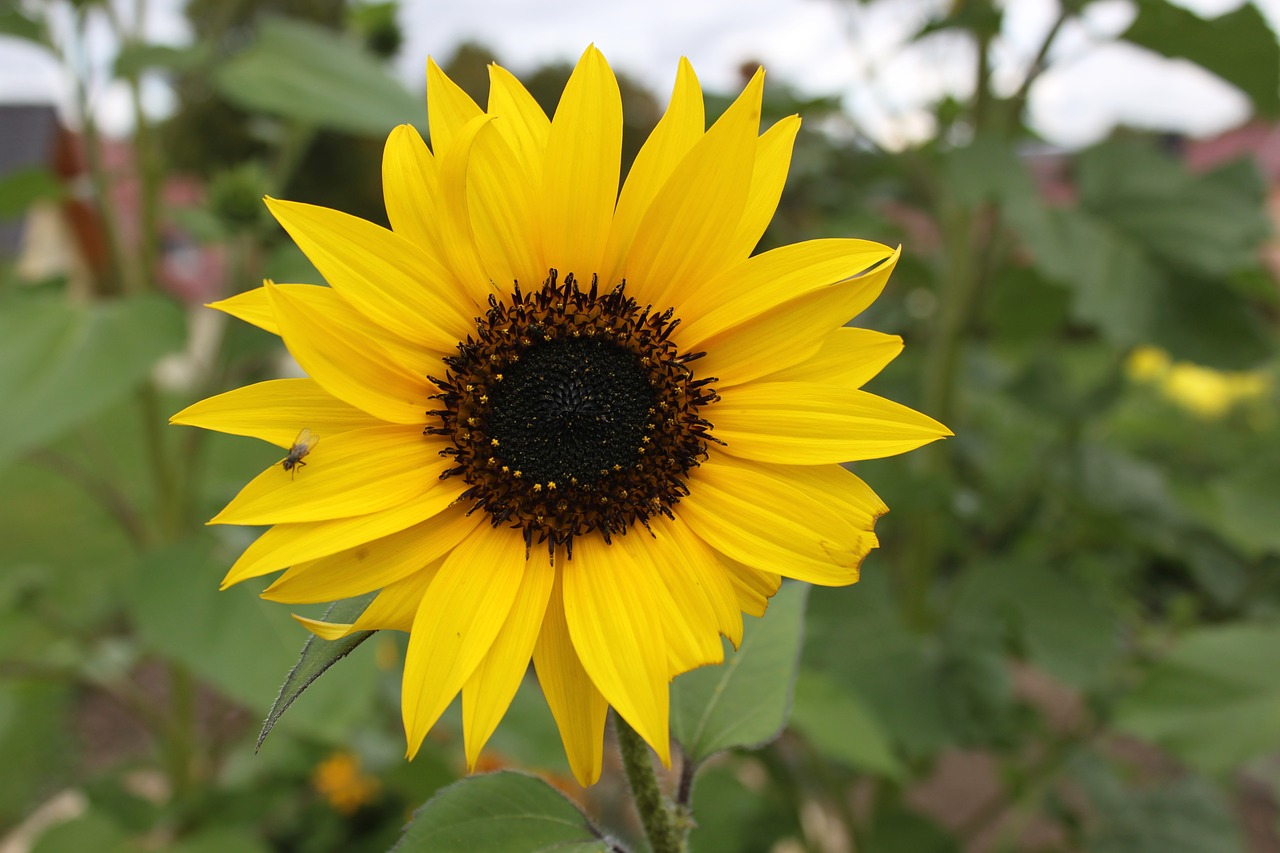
[262,504,482,603]
[402,525,527,759]
[171,378,383,449]
[382,124,443,253]
[726,115,801,259]
[294,558,443,639]
[533,565,608,787]
[638,521,729,673]
[265,283,435,425]
[763,327,903,388]
[712,382,952,464]
[461,547,555,770]
[678,239,894,348]
[468,116,546,290]
[563,534,671,766]
[434,114,498,308]
[265,198,472,350]
[210,426,451,527]
[539,46,621,282]
[681,455,878,586]
[784,463,889,523]
[649,514,743,649]
[221,486,460,588]
[487,63,550,181]
[207,287,278,333]
[599,57,704,286]
[213,283,443,375]
[720,558,781,617]
[692,249,901,388]
[625,69,762,311]
[426,57,484,156]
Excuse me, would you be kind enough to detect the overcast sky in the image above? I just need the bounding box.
[0,0,1275,148]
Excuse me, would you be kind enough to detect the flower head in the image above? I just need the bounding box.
[172,47,949,786]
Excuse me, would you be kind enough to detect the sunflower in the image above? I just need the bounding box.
[171,46,949,786]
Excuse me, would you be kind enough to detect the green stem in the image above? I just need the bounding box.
[615,715,684,853]
[164,663,197,816]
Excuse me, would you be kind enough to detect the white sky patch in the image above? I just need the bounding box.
[0,0,1277,149]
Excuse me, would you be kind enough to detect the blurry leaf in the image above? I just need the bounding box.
[804,572,952,757]
[167,828,272,853]
[130,538,379,737]
[258,592,376,750]
[1074,755,1244,853]
[0,8,43,44]
[0,683,75,826]
[1006,198,1161,347]
[950,556,1120,690]
[1210,460,1280,557]
[0,293,184,471]
[215,17,424,135]
[671,582,808,764]
[1077,141,1270,278]
[394,771,608,852]
[114,43,208,78]
[1122,0,1280,118]
[863,805,960,853]
[687,763,803,853]
[0,167,63,217]
[789,670,903,778]
[30,812,132,853]
[1147,273,1273,370]
[1115,622,1280,773]
[944,136,1036,208]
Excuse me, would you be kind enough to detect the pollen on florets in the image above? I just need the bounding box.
[426,270,719,558]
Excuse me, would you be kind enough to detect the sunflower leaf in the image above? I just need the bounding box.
[393,771,610,852]
[671,582,809,765]
[214,17,424,136]
[256,592,377,751]
[0,293,183,471]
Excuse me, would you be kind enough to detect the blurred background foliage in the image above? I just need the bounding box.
[1,0,1279,850]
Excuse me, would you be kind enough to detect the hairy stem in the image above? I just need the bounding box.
[615,715,684,853]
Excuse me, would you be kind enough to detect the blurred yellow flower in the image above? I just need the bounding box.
[171,46,948,786]
[1126,345,1269,419]
[312,751,381,814]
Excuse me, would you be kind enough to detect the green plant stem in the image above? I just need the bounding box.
[164,663,197,816]
[616,715,684,853]
[25,449,150,548]
[138,382,180,541]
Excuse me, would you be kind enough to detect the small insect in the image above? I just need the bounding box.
[282,428,319,479]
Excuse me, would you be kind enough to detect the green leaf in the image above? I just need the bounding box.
[671,582,808,764]
[394,771,609,852]
[1114,622,1280,773]
[789,670,903,778]
[803,572,953,757]
[0,167,63,218]
[0,293,184,470]
[1077,141,1270,279]
[1147,272,1274,370]
[258,592,377,750]
[0,8,43,44]
[129,538,379,738]
[114,43,208,78]
[949,555,1120,690]
[214,17,424,135]
[1004,196,1161,347]
[1074,755,1245,853]
[1122,0,1280,118]
[1209,459,1280,558]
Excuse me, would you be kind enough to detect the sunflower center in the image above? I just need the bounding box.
[487,337,654,486]
[427,270,719,557]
